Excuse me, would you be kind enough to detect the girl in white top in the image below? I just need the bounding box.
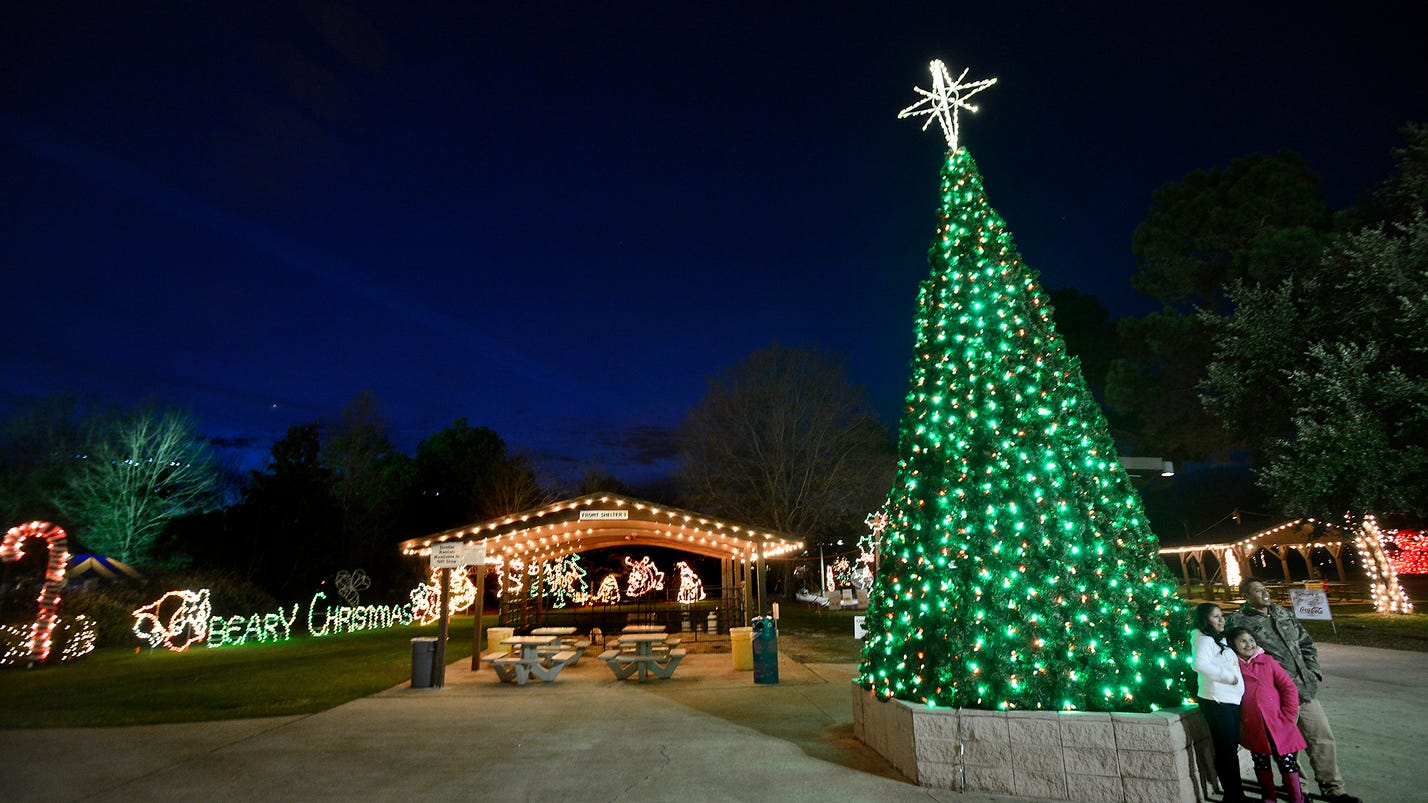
[1193,602,1247,802]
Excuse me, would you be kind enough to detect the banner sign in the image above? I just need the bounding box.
[1289,588,1333,621]
[579,510,629,521]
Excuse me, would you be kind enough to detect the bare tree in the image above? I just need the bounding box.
[55,408,218,564]
[679,343,894,539]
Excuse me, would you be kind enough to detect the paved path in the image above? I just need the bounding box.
[2,643,1423,801]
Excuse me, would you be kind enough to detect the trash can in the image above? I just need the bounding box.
[751,616,778,684]
[410,637,438,688]
[485,626,514,656]
[729,626,753,670]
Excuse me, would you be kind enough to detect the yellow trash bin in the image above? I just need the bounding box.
[485,627,514,656]
[730,626,753,670]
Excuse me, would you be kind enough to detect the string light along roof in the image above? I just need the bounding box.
[1158,518,1348,556]
[897,59,997,151]
[398,493,804,566]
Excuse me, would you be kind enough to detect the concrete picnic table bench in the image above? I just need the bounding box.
[530,627,592,666]
[600,633,686,682]
[483,635,580,685]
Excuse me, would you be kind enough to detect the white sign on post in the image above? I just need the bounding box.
[464,541,486,567]
[430,542,463,569]
[1289,588,1333,621]
[853,615,867,640]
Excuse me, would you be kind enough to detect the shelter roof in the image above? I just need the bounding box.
[1159,517,1353,556]
[398,493,804,565]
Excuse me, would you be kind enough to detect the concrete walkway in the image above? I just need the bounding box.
[3,643,1423,802]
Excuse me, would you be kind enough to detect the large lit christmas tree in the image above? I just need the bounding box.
[859,61,1190,713]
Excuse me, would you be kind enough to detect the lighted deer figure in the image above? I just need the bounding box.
[623,556,664,598]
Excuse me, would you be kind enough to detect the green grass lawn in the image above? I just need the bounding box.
[4,599,1423,731]
[1299,605,1428,652]
[0,616,484,729]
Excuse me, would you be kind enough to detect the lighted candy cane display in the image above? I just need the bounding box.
[334,569,371,606]
[675,561,706,603]
[624,556,665,598]
[594,574,622,604]
[1,521,72,664]
[132,588,212,651]
[1358,516,1414,614]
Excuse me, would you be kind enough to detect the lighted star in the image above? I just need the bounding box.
[898,59,997,151]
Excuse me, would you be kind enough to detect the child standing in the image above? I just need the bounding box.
[1227,626,1307,803]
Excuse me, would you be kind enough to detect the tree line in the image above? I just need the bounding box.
[2,123,1423,603]
[0,347,897,601]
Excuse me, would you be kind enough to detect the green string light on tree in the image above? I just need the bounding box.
[859,60,1191,713]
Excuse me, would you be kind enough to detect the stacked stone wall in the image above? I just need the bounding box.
[852,683,1217,802]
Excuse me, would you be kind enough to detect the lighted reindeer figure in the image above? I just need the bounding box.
[623,556,665,598]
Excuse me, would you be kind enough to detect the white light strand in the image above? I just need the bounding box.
[898,59,996,151]
[334,569,371,606]
[624,555,665,598]
[594,574,622,604]
[675,561,706,603]
[132,588,212,651]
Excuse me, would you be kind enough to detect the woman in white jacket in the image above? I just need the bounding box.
[1194,602,1247,802]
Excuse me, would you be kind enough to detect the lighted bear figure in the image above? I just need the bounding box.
[132,588,212,652]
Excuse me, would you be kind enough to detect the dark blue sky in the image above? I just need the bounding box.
[3,3,1424,487]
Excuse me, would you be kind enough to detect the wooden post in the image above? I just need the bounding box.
[756,540,767,619]
[470,564,488,670]
[434,567,450,688]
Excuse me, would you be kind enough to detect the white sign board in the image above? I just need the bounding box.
[579,510,629,521]
[430,542,463,569]
[464,541,486,566]
[853,615,867,640]
[1289,588,1333,621]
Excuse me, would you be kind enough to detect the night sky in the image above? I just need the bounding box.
[4,3,1424,487]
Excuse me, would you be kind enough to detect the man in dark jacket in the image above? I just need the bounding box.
[1229,577,1361,803]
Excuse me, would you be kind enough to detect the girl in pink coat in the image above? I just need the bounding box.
[1228,627,1308,803]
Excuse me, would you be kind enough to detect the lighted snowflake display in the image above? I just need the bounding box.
[675,561,706,603]
[624,556,665,598]
[132,588,212,651]
[897,59,997,151]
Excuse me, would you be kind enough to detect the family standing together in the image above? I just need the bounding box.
[1191,578,1362,803]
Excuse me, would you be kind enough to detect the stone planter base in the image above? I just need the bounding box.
[852,682,1217,802]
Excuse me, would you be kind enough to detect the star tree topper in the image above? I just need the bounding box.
[898,59,996,151]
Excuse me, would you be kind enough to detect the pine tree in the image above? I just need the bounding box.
[858,138,1191,713]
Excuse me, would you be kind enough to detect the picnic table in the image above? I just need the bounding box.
[531,627,590,665]
[600,633,686,682]
[483,635,579,685]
